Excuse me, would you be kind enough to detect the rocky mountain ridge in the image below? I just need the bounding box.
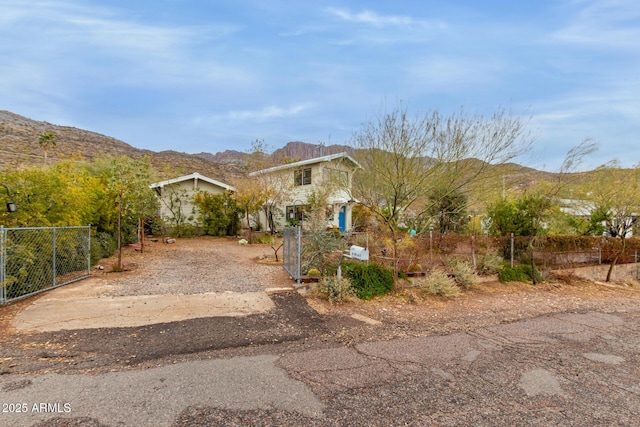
[0,110,596,198]
[0,110,358,181]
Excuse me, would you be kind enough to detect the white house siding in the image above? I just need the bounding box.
[250,153,360,232]
[151,173,234,226]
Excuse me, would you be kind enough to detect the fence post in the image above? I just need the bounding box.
[0,225,5,304]
[296,225,301,285]
[52,227,57,287]
[429,230,433,266]
[87,225,92,277]
[510,232,514,268]
[599,243,602,264]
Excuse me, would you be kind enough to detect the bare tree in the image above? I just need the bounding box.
[588,163,640,282]
[245,140,293,234]
[520,140,598,284]
[350,104,532,288]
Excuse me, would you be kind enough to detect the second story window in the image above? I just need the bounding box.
[294,167,312,186]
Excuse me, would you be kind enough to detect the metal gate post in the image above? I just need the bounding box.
[52,227,57,287]
[87,225,92,276]
[296,225,301,285]
[0,225,5,304]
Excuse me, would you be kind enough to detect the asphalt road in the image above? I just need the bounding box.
[1,308,638,427]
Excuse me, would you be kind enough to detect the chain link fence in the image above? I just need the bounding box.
[1,226,91,304]
[282,226,301,284]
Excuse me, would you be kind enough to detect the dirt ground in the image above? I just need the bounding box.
[1,237,639,376]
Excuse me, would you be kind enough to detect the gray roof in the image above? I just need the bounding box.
[248,152,362,176]
[150,172,235,192]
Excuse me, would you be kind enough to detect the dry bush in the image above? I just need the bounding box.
[448,260,479,289]
[415,269,460,298]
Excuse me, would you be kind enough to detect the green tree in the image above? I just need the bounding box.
[194,191,240,236]
[38,132,57,164]
[0,162,101,227]
[232,177,268,243]
[427,187,469,233]
[486,194,550,237]
[101,156,158,269]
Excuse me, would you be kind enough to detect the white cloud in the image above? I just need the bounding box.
[549,0,640,50]
[194,104,313,125]
[327,8,414,27]
[227,104,312,121]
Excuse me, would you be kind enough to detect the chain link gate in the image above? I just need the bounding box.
[282,226,301,284]
[0,226,91,304]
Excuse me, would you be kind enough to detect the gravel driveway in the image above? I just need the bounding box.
[95,237,291,296]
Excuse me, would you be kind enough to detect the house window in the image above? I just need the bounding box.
[323,168,348,186]
[286,205,308,223]
[294,168,312,186]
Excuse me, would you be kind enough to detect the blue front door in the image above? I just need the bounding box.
[338,206,346,232]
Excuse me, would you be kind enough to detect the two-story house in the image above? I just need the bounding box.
[249,152,361,232]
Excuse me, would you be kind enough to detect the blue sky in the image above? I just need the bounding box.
[1,0,638,171]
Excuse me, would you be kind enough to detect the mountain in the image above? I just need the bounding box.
[0,110,609,201]
[0,110,241,182]
[272,141,355,161]
[0,111,358,180]
[195,149,246,166]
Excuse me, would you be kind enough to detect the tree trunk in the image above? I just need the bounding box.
[139,215,145,254]
[117,200,123,270]
[606,254,619,282]
[391,227,398,292]
[530,248,536,285]
[606,237,626,282]
[470,235,477,270]
[246,211,253,243]
[528,234,537,285]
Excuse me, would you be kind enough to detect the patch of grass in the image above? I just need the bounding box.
[498,264,541,283]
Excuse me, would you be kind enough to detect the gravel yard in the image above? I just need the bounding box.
[94,237,291,296]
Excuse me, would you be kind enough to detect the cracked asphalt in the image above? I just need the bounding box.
[1,305,639,426]
[1,239,639,426]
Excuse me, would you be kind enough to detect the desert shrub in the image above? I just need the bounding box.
[498,264,541,283]
[301,227,346,275]
[307,268,321,277]
[343,261,394,300]
[448,260,479,289]
[477,249,504,275]
[406,263,423,272]
[318,276,356,304]
[416,270,460,298]
[251,233,275,244]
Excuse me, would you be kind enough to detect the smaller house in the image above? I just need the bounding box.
[150,172,235,226]
[249,152,361,232]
